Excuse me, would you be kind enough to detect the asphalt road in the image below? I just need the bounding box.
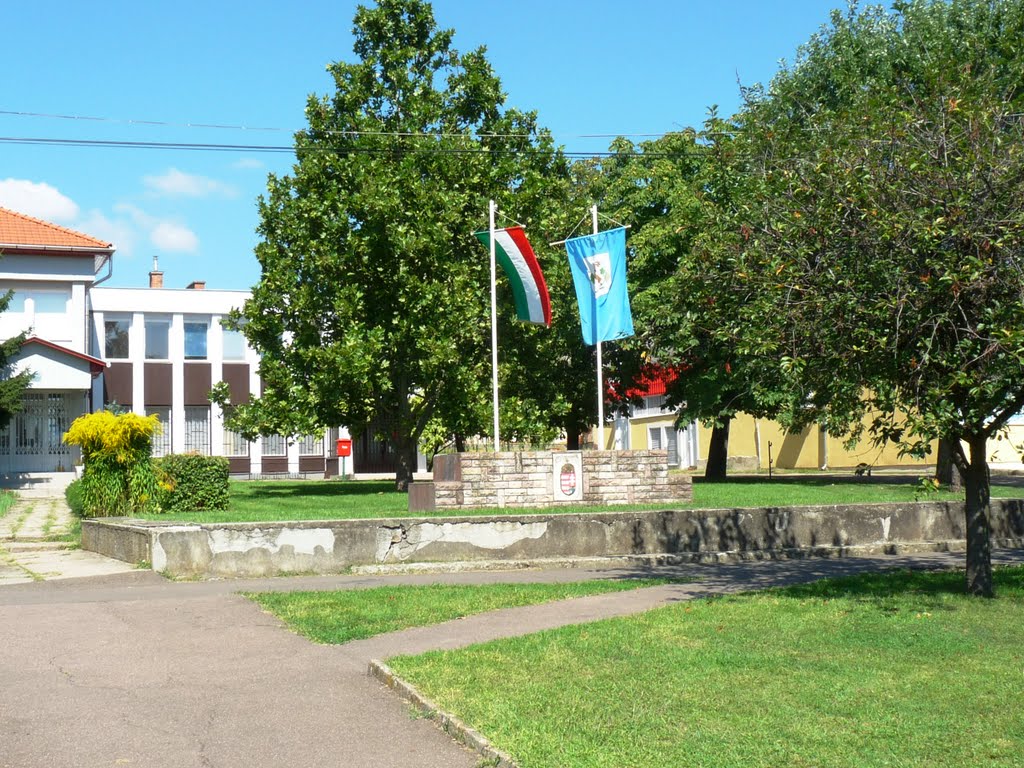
[3,551,1023,768]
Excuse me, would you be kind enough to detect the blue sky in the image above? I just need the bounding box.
[2,0,842,290]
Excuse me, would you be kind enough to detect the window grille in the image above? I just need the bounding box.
[184,406,211,454]
[297,434,324,455]
[147,408,172,457]
[262,434,287,456]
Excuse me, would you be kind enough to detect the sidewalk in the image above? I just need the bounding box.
[0,494,138,584]
[1,549,1022,767]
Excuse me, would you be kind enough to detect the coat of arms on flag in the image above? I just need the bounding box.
[565,226,633,345]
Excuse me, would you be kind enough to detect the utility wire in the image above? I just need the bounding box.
[0,135,708,159]
[0,109,677,142]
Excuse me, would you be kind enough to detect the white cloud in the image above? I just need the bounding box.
[232,157,265,170]
[109,203,199,254]
[151,221,199,253]
[143,168,238,198]
[76,210,138,255]
[0,179,79,221]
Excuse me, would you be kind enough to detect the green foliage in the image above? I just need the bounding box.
[155,454,230,513]
[230,0,569,489]
[62,411,160,517]
[721,0,1024,593]
[64,478,85,518]
[0,289,33,429]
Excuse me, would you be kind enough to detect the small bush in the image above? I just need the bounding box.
[156,454,230,513]
[65,479,86,518]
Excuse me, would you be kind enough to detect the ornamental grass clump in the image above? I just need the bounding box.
[63,410,161,517]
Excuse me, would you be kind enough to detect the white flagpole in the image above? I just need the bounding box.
[489,199,500,452]
[592,204,604,451]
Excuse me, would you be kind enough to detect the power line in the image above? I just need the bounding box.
[0,135,707,159]
[0,109,678,142]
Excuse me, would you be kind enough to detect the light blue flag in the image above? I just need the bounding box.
[565,226,633,345]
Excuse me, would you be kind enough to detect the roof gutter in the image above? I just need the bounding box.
[0,243,115,254]
[92,252,114,287]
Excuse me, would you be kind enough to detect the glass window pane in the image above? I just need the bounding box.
[222,329,246,361]
[184,406,210,454]
[298,434,323,455]
[146,407,171,457]
[263,434,286,456]
[104,320,130,359]
[145,321,170,360]
[33,292,69,313]
[184,322,207,360]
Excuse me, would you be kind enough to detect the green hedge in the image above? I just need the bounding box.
[65,478,86,518]
[156,454,230,513]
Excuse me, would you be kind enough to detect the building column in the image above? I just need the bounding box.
[170,314,185,454]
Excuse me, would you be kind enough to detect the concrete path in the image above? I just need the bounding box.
[2,549,1023,768]
[0,494,138,585]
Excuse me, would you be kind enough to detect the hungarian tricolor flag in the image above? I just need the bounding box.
[476,226,552,327]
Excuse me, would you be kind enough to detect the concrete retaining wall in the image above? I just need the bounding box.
[83,499,1024,579]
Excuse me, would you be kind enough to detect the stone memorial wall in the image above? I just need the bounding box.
[408,449,693,512]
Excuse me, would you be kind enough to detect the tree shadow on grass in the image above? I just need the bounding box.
[234,480,397,500]
[774,566,1024,602]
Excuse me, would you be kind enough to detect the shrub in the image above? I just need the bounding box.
[63,411,160,517]
[65,478,85,518]
[155,454,230,513]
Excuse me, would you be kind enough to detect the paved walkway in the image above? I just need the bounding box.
[2,549,1023,768]
[0,494,138,585]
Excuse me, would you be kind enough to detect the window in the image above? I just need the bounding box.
[104,319,130,359]
[145,320,170,360]
[297,434,324,455]
[262,434,286,456]
[222,329,246,361]
[648,426,680,467]
[184,322,207,360]
[32,292,69,313]
[222,407,249,456]
[184,406,210,454]
[147,407,172,457]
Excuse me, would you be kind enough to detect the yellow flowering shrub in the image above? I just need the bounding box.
[63,411,162,517]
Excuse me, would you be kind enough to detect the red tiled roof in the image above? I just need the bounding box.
[0,207,113,249]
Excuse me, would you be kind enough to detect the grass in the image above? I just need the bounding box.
[0,490,15,518]
[245,578,678,644]
[133,475,1024,523]
[388,566,1024,768]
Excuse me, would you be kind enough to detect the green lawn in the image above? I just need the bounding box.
[388,566,1024,768]
[245,579,677,644]
[134,476,1024,523]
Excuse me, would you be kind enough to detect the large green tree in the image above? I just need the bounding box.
[736,0,1024,595]
[591,124,790,477]
[231,0,567,489]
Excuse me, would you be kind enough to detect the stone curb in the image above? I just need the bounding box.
[368,658,519,768]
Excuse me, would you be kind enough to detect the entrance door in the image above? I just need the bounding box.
[0,392,83,473]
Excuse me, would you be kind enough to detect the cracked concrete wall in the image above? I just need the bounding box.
[84,499,1024,579]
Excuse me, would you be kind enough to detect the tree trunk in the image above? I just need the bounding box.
[393,440,418,493]
[704,417,731,481]
[454,434,466,453]
[962,434,993,597]
[566,427,581,452]
[936,437,962,491]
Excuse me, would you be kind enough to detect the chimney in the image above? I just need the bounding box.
[149,256,164,289]
[186,280,206,290]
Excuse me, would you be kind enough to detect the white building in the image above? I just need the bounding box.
[0,207,344,476]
